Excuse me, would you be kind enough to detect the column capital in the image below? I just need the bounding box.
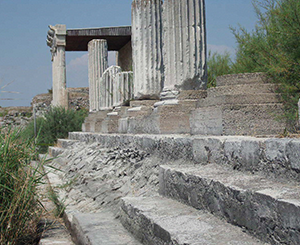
[47,24,67,61]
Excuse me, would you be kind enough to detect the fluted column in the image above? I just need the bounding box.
[100,66,122,110]
[132,0,164,100]
[88,39,108,112]
[162,0,207,99]
[47,24,68,108]
[113,72,134,107]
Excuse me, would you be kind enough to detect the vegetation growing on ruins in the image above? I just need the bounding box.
[207,51,234,88]
[0,128,44,244]
[208,0,300,130]
[22,106,88,153]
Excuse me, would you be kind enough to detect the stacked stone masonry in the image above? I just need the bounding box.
[82,73,287,136]
[56,132,300,244]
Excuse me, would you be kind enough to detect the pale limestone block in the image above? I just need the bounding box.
[132,0,164,100]
[88,39,108,112]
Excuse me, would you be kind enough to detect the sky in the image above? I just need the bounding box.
[0,0,257,107]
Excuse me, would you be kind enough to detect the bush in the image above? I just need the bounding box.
[207,51,233,88]
[0,127,44,244]
[231,0,300,130]
[22,107,88,153]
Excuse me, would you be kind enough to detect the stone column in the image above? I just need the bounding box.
[132,0,164,100]
[47,24,68,108]
[88,39,108,112]
[113,72,134,107]
[162,0,207,99]
[100,66,122,110]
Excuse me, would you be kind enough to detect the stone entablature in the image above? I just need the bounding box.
[47,25,132,109]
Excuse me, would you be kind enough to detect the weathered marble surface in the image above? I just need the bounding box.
[49,24,68,108]
[88,39,108,112]
[132,0,164,100]
[162,0,207,98]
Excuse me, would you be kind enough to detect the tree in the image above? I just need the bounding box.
[231,0,300,130]
[207,51,233,88]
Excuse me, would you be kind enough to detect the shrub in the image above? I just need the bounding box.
[231,0,300,130]
[22,107,88,153]
[207,51,233,88]
[0,127,44,244]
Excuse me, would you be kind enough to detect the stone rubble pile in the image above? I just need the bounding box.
[50,142,159,214]
[0,107,33,128]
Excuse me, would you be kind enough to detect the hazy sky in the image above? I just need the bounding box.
[0,0,257,107]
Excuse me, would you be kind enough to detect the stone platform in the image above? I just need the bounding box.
[83,73,287,136]
[44,132,300,244]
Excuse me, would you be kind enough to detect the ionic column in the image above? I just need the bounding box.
[47,24,68,108]
[132,0,164,100]
[162,0,207,99]
[88,39,108,112]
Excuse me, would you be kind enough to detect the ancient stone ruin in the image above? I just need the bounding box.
[43,1,300,245]
[46,0,287,136]
[47,25,133,111]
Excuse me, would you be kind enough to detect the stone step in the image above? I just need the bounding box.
[57,139,79,149]
[70,211,141,245]
[207,83,278,97]
[38,219,74,245]
[48,146,64,158]
[159,164,300,245]
[197,93,281,107]
[120,196,266,245]
[216,72,270,87]
[191,103,285,136]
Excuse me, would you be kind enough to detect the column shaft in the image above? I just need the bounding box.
[113,72,134,107]
[52,46,67,107]
[132,0,164,100]
[49,24,68,108]
[162,0,207,96]
[100,66,122,110]
[88,39,108,112]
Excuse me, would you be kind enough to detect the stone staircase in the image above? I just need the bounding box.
[82,73,287,136]
[46,132,300,244]
[192,73,285,136]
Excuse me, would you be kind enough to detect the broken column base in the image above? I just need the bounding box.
[82,110,112,132]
